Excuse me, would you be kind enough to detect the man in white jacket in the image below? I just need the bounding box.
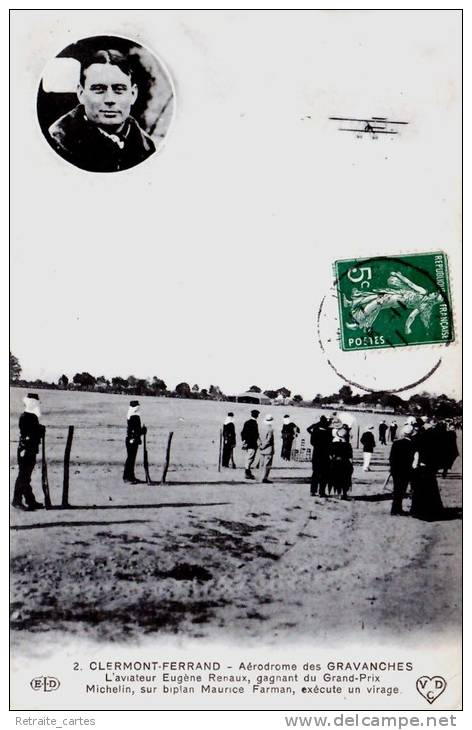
[259,414,275,483]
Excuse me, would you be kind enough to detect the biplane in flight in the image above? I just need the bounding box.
[329,116,409,135]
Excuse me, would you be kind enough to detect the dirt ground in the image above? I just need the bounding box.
[10,388,462,648]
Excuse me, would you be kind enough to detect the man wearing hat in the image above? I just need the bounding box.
[12,393,45,510]
[259,414,275,483]
[241,409,260,480]
[307,415,332,497]
[360,425,376,471]
[123,400,147,484]
[222,412,237,468]
[388,424,416,515]
[378,420,388,445]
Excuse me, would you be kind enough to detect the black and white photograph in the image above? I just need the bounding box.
[10,9,462,716]
[37,35,175,172]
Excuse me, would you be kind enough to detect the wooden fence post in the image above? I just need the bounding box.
[161,431,174,484]
[41,434,52,509]
[218,428,223,472]
[62,426,74,507]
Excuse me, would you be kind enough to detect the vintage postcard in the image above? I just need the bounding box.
[9,9,462,713]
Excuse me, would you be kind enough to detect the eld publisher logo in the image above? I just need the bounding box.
[416,676,447,704]
[30,676,60,692]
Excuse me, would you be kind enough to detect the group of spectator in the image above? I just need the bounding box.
[222,410,300,482]
[12,392,460,521]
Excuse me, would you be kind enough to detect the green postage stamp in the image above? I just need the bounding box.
[334,252,454,351]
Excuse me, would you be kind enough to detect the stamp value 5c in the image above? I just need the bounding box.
[334,252,454,351]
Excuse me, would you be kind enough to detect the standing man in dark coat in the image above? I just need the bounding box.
[241,409,260,480]
[123,400,147,483]
[12,394,45,510]
[281,415,300,460]
[389,421,398,442]
[48,50,156,173]
[378,420,388,445]
[307,415,332,497]
[360,425,376,471]
[222,412,237,468]
[389,424,416,515]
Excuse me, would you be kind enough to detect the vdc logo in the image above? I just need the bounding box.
[30,676,60,692]
[416,676,447,704]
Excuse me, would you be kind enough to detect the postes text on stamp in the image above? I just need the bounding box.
[334,252,454,351]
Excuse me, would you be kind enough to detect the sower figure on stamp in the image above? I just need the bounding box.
[259,414,275,483]
[389,424,415,516]
[12,393,45,510]
[123,400,147,484]
[222,412,236,468]
[360,425,376,471]
[281,415,300,461]
[241,409,260,480]
[378,420,388,446]
[307,415,332,497]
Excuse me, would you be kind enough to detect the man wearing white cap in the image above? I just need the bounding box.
[259,414,275,483]
[221,412,237,468]
[388,424,416,515]
[12,393,45,510]
[360,425,376,471]
[123,400,147,484]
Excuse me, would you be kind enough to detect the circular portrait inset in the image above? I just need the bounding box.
[37,35,175,173]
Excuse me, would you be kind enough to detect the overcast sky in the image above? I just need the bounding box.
[10,11,461,399]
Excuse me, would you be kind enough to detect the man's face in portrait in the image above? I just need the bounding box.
[78,62,138,130]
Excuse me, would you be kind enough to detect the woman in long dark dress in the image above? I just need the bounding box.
[329,426,353,499]
[410,424,444,520]
[440,423,459,478]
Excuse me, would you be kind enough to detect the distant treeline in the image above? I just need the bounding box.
[9,352,462,418]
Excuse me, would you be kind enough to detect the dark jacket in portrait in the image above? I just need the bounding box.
[18,412,43,456]
[241,419,259,449]
[389,437,415,475]
[48,105,156,173]
[126,415,144,446]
